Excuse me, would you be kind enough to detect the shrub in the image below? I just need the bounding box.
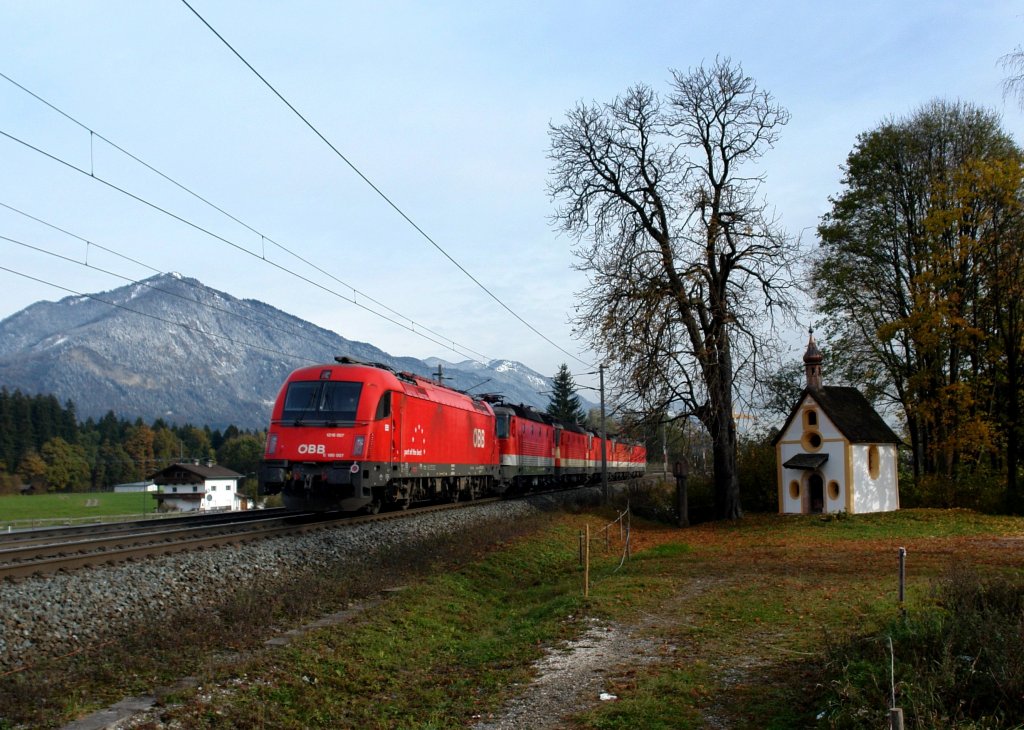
[736,432,778,513]
[903,470,1006,513]
[822,567,1024,728]
[610,475,717,525]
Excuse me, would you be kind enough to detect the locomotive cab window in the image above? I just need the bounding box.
[374,391,392,420]
[496,414,510,439]
[281,380,363,423]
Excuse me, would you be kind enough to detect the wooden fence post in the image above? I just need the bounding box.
[889,707,904,730]
[897,547,906,606]
[583,523,590,598]
[674,460,689,528]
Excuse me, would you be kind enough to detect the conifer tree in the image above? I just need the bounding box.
[546,364,586,424]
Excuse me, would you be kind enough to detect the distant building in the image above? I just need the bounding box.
[113,480,157,493]
[773,332,901,514]
[148,462,248,512]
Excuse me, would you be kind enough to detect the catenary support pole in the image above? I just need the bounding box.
[599,364,608,504]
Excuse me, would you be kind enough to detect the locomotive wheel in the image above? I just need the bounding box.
[366,498,382,515]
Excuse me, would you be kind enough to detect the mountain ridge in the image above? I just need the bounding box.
[0,274,583,429]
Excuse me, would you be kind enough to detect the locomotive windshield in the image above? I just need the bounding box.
[281,380,363,424]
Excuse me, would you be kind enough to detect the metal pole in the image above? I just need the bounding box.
[898,547,907,605]
[599,364,608,503]
[662,421,668,475]
[583,523,590,598]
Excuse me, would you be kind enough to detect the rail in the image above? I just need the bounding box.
[0,499,500,581]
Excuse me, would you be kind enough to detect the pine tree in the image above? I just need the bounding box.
[546,364,586,424]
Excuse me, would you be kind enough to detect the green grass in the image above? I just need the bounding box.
[4,507,1023,729]
[0,491,157,527]
[179,524,591,728]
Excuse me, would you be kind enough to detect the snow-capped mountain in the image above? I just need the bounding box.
[0,273,582,430]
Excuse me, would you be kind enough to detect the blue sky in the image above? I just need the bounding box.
[2,1,1022,392]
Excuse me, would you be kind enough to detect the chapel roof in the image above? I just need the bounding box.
[771,386,902,446]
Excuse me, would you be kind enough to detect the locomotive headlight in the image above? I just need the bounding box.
[353,435,365,456]
[266,433,278,455]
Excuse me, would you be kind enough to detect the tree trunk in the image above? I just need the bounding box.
[706,343,742,520]
[1006,346,1020,513]
[711,412,741,519]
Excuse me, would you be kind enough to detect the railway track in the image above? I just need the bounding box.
[0,498,500,581]
[0,507,293,547]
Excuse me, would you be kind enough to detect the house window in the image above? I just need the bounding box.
[828,481,840,500]
[172,487,178,493]
[210,485,217,491]
[789,480,800,500]
[868,445,880,479]
[192,486,198,492]
[804,409,818,427]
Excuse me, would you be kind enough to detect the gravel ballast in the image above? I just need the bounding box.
[0,490,600,674]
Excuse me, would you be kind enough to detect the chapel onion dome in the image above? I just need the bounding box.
[803,330,823,365]
[803,329,823,390]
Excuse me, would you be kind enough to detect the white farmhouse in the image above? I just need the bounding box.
[773,333,901,515]
[149,462,247,512]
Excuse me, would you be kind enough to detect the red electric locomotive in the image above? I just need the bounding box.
[604,437,647,480]
[492,403,556,490]
[555,422,593,486]
[259,358,498,512]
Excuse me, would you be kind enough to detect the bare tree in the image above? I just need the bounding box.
[1001,46,1024,107]
[548,58,799,519]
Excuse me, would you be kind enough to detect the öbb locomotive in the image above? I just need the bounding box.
[258,357,647,512]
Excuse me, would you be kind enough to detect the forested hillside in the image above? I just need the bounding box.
[0,387,263,494]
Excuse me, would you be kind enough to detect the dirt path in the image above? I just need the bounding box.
[472,577,725,729]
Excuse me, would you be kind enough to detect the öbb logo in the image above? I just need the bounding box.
[297,443,326,455]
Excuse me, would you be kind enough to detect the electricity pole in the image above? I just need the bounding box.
[600,364,608,503]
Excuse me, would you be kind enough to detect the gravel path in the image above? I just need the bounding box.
[470,618,664,730]
[471,576,722,729]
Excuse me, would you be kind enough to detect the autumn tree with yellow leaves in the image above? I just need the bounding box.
[815,100,1024,510]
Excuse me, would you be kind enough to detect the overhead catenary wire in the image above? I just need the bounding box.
[0,71,494,366]
[0,264,323,365]
[0,127,493,365]
[0,201,332,348]
[179,0,593,370]
[0,226,337,352]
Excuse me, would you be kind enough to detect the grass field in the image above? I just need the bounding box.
[0,491,157,528]
[2,505,1022,729]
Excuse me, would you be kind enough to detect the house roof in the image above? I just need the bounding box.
[149,462,243,484]
[772,386,902,446]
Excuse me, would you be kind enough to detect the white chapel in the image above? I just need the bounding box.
[773,332,901,514]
